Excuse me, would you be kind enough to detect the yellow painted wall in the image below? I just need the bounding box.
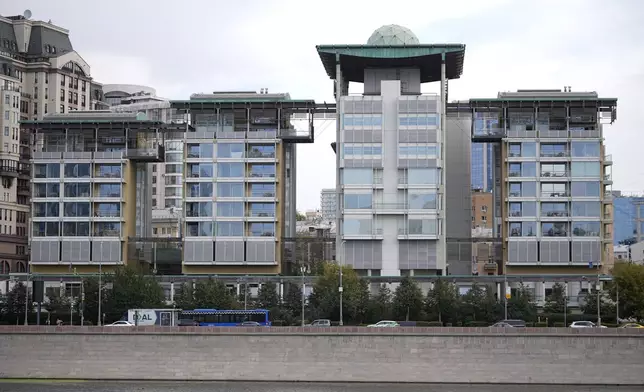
[122,160,137,266]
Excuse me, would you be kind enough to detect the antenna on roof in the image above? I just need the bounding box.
[23,9,32,19]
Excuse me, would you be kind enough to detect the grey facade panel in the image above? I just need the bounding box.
[215,241,244,263]
[344,241,383,270]
[571,241,600,263]
[398,129,437,143]
[399,241,437,270]
[91,241,120,263]
[344,129,383,143]
[343,159,382,168]
[246,241,275,263]
[508,241,538,263]
[61,240,90,262]
[343,100,383,114]
[540,240,570,263]
[184,241,214,262]
[398,158,438,168]
[32,240,60,263]
[398,99,438,113]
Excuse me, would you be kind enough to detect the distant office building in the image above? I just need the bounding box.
[318,25,470,276]
[612,191,644,245]
[472,190,493,230]
[471,143,494,191]
[0,12,100,276]
[320,188,336,223]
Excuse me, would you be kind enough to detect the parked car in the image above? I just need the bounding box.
[619,323,644,329]
[239,321,261,326]
[106,321,134,327]
[367,320,399,328]
[570,321,607,328]
[491,321,515,328]
[307,319,331,327]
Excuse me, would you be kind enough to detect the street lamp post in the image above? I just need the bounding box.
[97,261,102,326]
[300,264,307,327]
[23,273,30,326]
[339,240,345,327]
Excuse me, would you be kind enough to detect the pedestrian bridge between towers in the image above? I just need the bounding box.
[1,326,642,385]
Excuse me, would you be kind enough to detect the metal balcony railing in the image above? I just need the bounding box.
[541,171,569,178]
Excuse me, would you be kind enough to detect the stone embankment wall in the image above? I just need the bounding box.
[1,326,643,385]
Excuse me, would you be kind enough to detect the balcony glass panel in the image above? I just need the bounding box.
[248,145,275,158]
[249,222,275,237]
[217,202,243,217]
[249,164,275,178]
[218,182,244,198]
[344,193,372,209]
[342,168,373,185]
[63,202,90,217]
[94,222,120,237]
[96,164,121,178]
[541,222,568,237]
[572,221,600,237]
[95,203,120,217]
[248,203,275,217]
[216,221,243,236]
[249,183,275,197]
[62,222,90,236]
[217,143,245,158]
[571,142,600,157]
[509,222,537,237]
[218,162,244,177]
[571,182,601,197]
[409,192,437,209]
[96,184,121,198]
[64,183,91,198]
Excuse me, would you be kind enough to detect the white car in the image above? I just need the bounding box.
[106,320,135,327]
[367,320,399,328]
[569,321,607,328]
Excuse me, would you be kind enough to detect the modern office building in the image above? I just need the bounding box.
[612,191,644,245]
[471,143,494,191]
[320,188,336,223]
[0,12,99,276]
[170,91,315,275]
[317,25,470,276]
[24,111,175,274]
[470,89,617,299]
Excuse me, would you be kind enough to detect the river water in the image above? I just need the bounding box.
[0,381,639,392]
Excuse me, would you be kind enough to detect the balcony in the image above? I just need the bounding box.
[472,127,505,142]
[373,202,408,214]
[539,129,568,138]
[541,211,570,218]
[541,171,569,179]
[17,185,30,196]
[603,174,613,185]
[603,154,613,166]
[540,192,570,198]
[125,145,165,162]
[0,165,18,178]
[343,228,383,240]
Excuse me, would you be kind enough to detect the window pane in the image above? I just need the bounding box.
[342,168,372,185]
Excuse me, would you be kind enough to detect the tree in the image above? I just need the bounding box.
[82,277,109,325]
[369,284,392,323]
[193,278,235,309]
[392,276,424,321]
[44,288,71,318]
[425,279,460,324]
[237,282,255,309]
[174,282,196,310]
[543,282,569,315]
[284,282,302,319]
[257,282,280,310]
[460,284,497,324]
[308,262,365,323]
[581,288,615,320]
[5,282,32,324]
[106,266,165,321]
[506,284,537,322]
[608,262,644,321]
[296,211,306,221]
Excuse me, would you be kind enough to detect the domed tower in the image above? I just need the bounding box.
[316,27,468,280]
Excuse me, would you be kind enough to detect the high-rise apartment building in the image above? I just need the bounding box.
[170,91,315,274]
[0,12,99,276]
[317,25,470,276]
[320,188,336,223]
[25,111,169,273]
[472,89,617,298]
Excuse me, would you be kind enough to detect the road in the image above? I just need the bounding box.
[0,381,640,392]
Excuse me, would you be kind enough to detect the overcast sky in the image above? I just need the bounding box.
[7,0,643,210]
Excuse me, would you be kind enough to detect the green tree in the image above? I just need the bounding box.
[44,288,71,321]
[581,288,615,320]
[194,278,235,309]
[460,284,495,324]
[296,211,306,221]
[506,284,537,322]
[5,282,32,324]
[392,276,424,321]
[106,266,165,321]
[608,262,644,321]
[82,277,109,325]
[284,282,302,319]
[237,282,255,309]
[543,282,568,315]
[174,282,196,310]
[369,284,392,322]
[257,282,280,310]
[309,262,364,323]
[425,279,460,324]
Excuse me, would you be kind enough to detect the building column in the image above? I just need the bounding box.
[334,53,343,265]
[439,52,447,275]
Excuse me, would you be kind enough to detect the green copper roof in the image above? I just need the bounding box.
[316,44,466,83]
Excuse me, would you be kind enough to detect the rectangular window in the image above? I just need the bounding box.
[541,183,568,197]
[342,168,373,185]
[249,164,275,178]
[95,203,120,217]
[541,222,568,237]
[217,183,244,198]
[398,114,438,127]
[216,221,243,236]
[248,203,275,217]
[95,164,121,178]
[248,145,275,158]
[398,144,438,156]
[509,182,536,197]
[572,221,600,237]
[217,143,245,158]
[187,163,214,178]
[186,202,212,217]
[343,218,373,235]
[541,163,567,177]
[540,143,567,157]
[32,222,60,237]
[343,114,383,127]
[342,144,382,157]
[3,127,7,136]
[64,163,91,178]
[64,183,91,198]
[571,181,601,197]
[33,163,60,178]
[521,162,537,177]
[96,184,121,198]
[509,222,537,237]
[216,202,243,217]
[62,222,90,236]
[541,202,568,217]
[249,222,275,237]
[187,143,213,158]
[571,162,600,177]
[343,193,372,209]
[63,202,90,217]
[94,222,121,237]
[571,201,601,217]
[33,202,60,217]
[218,162,244,177]
[34,183,60,198]
[408,191,437,209]
[571,141,600,157]
[249,183,275,198]
[408,168,437,185]
[408,218,437,235]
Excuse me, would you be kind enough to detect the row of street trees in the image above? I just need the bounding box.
[1,261,643,325]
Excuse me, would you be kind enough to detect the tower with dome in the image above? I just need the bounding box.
[316,25,470,279]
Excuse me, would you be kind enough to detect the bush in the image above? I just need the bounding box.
[271,320,286,326]
[422,321,444,327]
[553,322,566,327]
[466,321,489,327]
[534,322,548,327]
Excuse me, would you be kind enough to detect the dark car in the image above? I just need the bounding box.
[178,319,199,326]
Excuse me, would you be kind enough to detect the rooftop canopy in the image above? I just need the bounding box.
[317,24,465,83]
